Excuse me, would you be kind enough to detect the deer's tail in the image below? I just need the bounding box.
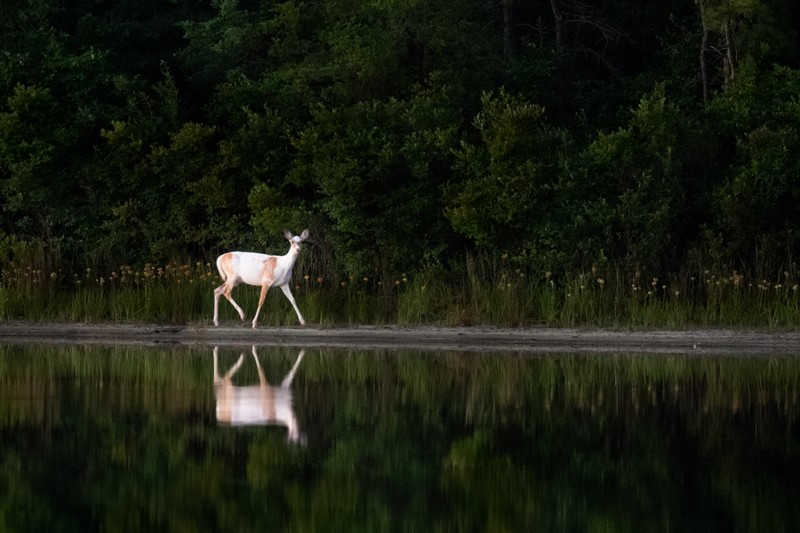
[216,254,228,282]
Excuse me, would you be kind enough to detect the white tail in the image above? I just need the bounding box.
[213,346,306,444]
[213,229,309,328]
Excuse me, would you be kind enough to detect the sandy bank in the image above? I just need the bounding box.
[1,322,799,355]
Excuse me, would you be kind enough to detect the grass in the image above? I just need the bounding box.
[1,256,799,329]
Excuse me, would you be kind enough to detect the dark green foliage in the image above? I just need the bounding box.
[290,86,459,275]
[706,63,800,263]
[585,85,703,271]
[446,90,603,269]
[1,0,800,282]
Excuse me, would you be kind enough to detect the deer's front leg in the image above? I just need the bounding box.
[280,284,305,326]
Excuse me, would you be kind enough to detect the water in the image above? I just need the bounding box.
[1,343,799,532]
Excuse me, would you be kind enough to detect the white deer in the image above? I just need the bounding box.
[213,229,309,329]
[213,346,306,444]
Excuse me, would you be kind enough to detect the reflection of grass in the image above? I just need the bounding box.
[3,345,799,426]
[1,257,799,327]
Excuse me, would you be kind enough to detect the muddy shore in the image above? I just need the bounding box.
[0,321,798,355]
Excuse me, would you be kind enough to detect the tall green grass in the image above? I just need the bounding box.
[1,256,799,328]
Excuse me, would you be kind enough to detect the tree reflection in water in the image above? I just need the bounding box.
[0,345,799,531]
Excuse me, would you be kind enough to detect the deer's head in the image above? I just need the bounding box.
[285,229,309,254]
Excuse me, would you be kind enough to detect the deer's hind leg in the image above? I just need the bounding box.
[214,277,246,325]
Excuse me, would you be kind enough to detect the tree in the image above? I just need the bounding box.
[705,63,800,263]
[585,85,705,271]
[289,87,459,276]
[697,0,798,94]
[446,90,607,269]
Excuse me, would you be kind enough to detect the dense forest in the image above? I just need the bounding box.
[2,0,800,280]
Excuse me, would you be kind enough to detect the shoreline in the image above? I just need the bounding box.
[0,321,799,355]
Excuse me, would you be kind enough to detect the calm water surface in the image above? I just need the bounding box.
[1,343,799,532]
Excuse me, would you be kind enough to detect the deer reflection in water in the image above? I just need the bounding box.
[213,346,305,444]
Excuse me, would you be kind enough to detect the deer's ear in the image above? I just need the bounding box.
[284,229,293,241]
[300,229,309,240]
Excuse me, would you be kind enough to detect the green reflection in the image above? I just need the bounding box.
[0,344,799,532]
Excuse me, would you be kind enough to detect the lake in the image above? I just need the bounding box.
[1,343,799,532]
